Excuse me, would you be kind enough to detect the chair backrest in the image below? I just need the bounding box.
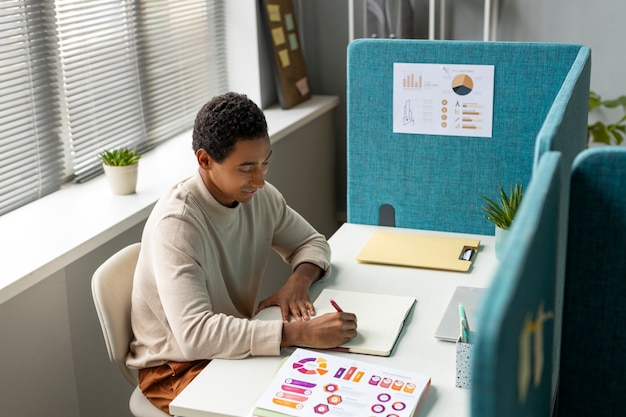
[91,242,141,386]
[346,39,590,235]
[557,147,626,416]
[472,151,562,417]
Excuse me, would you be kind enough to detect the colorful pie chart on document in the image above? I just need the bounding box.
[292,356,328,375]
[452,74,474,96]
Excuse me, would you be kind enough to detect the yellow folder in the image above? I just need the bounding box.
[356,231,480,272]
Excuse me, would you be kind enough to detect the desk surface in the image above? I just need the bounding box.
[169,223,497,417]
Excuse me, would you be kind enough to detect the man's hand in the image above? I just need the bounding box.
[281,312,358,349]
[255,263,322,322]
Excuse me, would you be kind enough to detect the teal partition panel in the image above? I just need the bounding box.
[347,39,590,235]
[556,147,626,417]
[533,45,591,400]
[471,151,562,417]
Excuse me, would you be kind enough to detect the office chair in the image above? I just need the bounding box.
[91,243,170,417]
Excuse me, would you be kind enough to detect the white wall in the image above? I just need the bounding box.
[451,0,626,97]
[0,270,81,416]
[297,0,351,219]
[0,224,143,417]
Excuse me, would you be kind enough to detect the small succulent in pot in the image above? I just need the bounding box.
[480,182,523,230]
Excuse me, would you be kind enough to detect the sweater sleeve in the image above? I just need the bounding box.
[267,186,332,279]
[141,215,284,362]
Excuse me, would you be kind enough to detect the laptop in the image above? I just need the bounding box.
[434,286,485,341]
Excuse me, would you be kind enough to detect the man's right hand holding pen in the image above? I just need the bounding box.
[280,298,357,349]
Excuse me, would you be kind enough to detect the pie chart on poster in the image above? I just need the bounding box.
[292,356,328,375]
[452,74,473,96]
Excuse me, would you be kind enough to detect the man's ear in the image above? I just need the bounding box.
[196,149,211,170]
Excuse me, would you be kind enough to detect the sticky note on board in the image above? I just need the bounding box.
[271,27,286,46]
[278,49,290,67]
[295,77,310,96]
[288,33,299,50]
[267,5,281,22]
[284,13,294,30]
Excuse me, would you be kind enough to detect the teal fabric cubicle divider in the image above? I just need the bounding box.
[556,147,626,417]
[347,39,590,235]
[471,151,562,417]
[532,41,591,403]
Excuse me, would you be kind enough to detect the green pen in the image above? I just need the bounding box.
[459,303,472,343]
[459,302,470,330]
[461,318,472,344]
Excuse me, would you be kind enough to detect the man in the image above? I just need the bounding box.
[127,92,357,414]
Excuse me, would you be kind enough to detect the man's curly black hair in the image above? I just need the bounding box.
[192,92,268,162]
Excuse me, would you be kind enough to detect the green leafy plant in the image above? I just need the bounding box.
[99,147,141,166]
[588,90,626,145]
[481,183,524,230]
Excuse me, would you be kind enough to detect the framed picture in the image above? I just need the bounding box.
[259,0,311,109]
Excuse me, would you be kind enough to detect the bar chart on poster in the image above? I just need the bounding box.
[392,63,495,137]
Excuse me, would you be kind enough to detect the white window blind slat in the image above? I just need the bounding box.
[1,151,64,179]
[1,117,58,145]
[0,0,63,216]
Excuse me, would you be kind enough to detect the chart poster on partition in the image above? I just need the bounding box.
[393,63,495,137]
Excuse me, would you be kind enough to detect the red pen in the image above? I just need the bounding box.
[330,299,343,312]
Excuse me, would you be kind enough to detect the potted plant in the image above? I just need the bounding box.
[99,147,141,195]
[587,90,626,146]
[480,182,523,260]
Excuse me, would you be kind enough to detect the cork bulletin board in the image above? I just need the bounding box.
[259,0,311,109]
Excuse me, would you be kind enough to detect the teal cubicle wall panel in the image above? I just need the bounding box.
[472,151,561,417]
[557,147,626,416]
[346,39,590,235]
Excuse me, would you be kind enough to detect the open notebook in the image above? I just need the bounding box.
[255,288,416,356]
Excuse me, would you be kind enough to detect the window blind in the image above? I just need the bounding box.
[55,0,147,182]
[136,0,228,147]
[56,0,228,183]
[0,1,64,216]
[1,0,228,212]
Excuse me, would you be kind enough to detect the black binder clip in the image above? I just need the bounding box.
[459,246,476,261]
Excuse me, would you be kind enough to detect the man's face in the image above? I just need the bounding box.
[197,136,271,207]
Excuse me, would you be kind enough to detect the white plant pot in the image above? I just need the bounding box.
[494,225,510,261]
[103,163,138,195]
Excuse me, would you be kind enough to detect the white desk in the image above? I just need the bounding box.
[170,223,497,417]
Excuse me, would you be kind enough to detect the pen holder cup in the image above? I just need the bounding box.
[455,338,474,389]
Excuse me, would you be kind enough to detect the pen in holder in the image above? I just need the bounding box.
[455,336,474,389]
[456,302,474,389]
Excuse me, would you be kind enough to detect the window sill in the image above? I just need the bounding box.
[0,95,339,305]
